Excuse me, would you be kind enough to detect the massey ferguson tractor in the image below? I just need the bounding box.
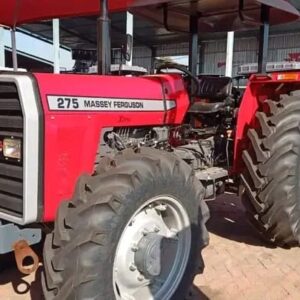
[0,0,300,299]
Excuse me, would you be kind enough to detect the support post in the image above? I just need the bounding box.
[0,27,4,68]
[53,19,60,74]
[126,12,133,66]
[258,5,270,74]
[11,27,18,71]
[188,15,198,77]
[198,42,205,75]
[150,47,157,74]
[225,31,235,77]
[97,0,111,75]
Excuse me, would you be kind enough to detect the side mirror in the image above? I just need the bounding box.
[121,34,133,62]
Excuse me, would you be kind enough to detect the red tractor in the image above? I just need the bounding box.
[0,0,300,299]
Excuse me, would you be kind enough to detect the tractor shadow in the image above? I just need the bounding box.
[188,284,211,299]
[0,244,44,299]
[0,193,274,300]
[206,193,275,248]
[30,266,44,300]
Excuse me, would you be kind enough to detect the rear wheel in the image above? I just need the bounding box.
[241,91,300,247]
[42,148,209,299]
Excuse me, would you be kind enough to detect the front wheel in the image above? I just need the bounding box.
[42,148,209,300]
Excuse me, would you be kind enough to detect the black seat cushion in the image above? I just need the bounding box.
[197,76,232,100]
[189,102,225,114]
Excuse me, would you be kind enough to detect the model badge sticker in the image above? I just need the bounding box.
[47,96,176,112]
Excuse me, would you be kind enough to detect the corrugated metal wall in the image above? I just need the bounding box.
[204,32,300,76]
[132,47,152,70]
[113,42,189,71]
[125,32,300,76]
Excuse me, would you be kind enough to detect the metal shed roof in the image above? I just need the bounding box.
[3,0,299,51]
[1,0,298,28]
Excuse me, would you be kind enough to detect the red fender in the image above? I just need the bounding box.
[234,73,300,173]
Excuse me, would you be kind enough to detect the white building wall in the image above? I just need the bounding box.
[204,32,300,76]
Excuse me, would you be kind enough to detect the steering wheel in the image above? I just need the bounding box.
[156,63,200,96]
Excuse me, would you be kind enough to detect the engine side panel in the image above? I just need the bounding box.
[33,73,189,221]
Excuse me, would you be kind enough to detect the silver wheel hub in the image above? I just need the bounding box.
[135,233,163,277]
[134,233,163,278]
[113,196,191,300]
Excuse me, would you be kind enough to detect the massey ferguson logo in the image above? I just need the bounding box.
[84,99,144,109]
[47,96,176,112]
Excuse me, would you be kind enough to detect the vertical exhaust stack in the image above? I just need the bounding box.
[11,27,18,71]
[97,0,111,75]
[188,15,198,78]
[258,4,270,74]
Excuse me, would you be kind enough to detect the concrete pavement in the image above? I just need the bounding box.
[1,194,300,300]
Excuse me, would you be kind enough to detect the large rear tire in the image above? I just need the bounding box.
[241,91,300,247]
[42,148,209,299]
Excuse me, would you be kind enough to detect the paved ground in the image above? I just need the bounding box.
[1,194,300,300]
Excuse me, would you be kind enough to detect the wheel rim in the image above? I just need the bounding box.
[113,195,191,300]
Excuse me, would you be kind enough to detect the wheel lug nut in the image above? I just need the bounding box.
[129,264,137,271]
[155,204,167,212]
[142,229,149,236]
[131,244,138,252]
[154,226,160,233]
[138,275,144,281]
[170,229,179,240]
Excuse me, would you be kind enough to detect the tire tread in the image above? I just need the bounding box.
[241,91,300,247]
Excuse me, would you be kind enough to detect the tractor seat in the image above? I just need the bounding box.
[197,76,232,100]
[189,76,232,114]
[189,102,225,114]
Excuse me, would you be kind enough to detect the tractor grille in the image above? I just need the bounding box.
[0,82,23,216]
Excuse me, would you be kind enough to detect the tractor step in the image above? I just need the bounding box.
[0,221,41,255]
[196,167,228,201]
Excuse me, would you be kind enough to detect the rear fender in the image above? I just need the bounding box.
[234,73,300,173]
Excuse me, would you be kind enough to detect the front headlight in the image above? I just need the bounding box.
[3,138,22,160]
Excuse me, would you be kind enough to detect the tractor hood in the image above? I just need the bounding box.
[0,0,299,32]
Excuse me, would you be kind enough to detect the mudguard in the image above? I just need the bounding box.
[234,73,300,173]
